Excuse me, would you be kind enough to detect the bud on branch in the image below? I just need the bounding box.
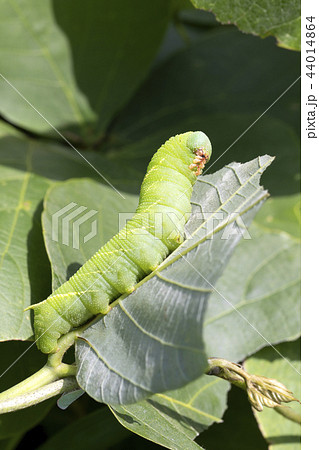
[206,357,300,414]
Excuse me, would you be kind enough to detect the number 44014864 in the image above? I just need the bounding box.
[306,16,316,79]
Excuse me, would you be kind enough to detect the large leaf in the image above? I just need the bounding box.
[0,0,171,144]
[0,125,51,340]
[203,194,300,361]
[107,28,300,196]
[110,376,229,450]
[74,156,272,405]
[94,188,300,448]
[245,340,301,450]
[190,1,301,51]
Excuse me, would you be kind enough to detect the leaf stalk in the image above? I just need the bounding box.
[0,329,81,414]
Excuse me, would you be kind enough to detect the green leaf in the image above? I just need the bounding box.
[245,340,301,449]
[204,194,300,362]
[0,341,52,439]
[74,156,272,405]
[190,1,301,50]
[110,376,229,450]
[0,0,171,144]
[108,28,300,196]
[253,194,300,240]
[0,130,51,341]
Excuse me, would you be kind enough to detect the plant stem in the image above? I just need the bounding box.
[47,329,80,367]
[0,365,58,401]
[0,329,80,412]
[0,377,79,414]
[0,363,76,403]
[274,405,301,424]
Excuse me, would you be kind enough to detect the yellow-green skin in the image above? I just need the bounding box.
[31,131,212,353]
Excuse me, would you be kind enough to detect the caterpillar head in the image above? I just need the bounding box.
[187,131,212,176]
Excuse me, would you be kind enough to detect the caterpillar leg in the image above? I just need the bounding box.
[33,303,72,354]
[33,288,95,353]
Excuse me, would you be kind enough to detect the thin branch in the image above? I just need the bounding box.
[274,405,301,425]
[0,377,79,414]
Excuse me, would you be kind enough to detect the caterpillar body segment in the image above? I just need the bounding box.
[31,131,212,353]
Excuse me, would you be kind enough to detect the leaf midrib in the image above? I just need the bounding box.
[0,145,32,270]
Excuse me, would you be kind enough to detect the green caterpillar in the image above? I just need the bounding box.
[30,131,212,353]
